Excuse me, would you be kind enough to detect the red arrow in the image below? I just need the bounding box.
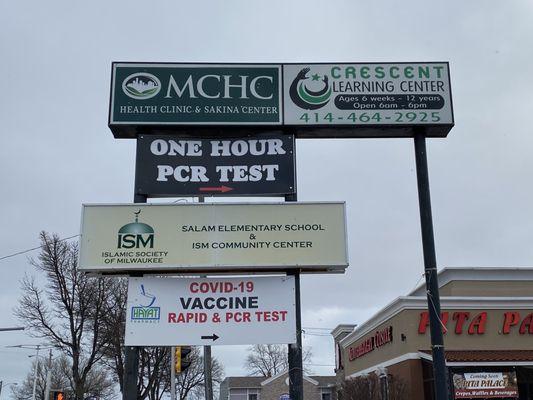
[198,185,233,193]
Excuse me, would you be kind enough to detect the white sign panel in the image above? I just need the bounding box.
[79,202,348,274]
[284,63,453,128]
[125,276,296,346]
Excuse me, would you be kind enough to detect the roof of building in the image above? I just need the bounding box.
[335,266,533,348]
[221,373,337,388]
[220,376,264,388]
[310,375,337,387]
[409,267,533,296]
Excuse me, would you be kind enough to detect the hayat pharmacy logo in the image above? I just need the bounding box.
[289,67,332,110]
[117,210,155,249]
[122,72,161,99]
[131,284,160,322]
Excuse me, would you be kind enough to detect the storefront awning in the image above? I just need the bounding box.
[420,350,533,365]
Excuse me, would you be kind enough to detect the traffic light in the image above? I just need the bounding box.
[174,346,192,373]
[51,391,64,400]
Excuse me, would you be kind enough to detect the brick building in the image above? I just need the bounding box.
[333,267,533,400]
[218,371,337,400]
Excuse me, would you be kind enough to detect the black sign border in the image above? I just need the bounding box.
[134,132,297,198]
[109,61,454,139]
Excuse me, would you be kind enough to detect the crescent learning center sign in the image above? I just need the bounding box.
[125,276,296,346]
[283,62,453,135]
[78,202,348,274]
[134,133,296,197]
[109,62,453,138]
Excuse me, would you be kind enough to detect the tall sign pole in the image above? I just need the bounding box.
[198,195,214,400]
[170,346,176,400]
[285,187,304,400]
[288,270,303,400]
[413,130,448,400]
[123,139,147,400]
[204,345,213,400]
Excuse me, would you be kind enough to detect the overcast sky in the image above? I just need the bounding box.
[1,0,533,395]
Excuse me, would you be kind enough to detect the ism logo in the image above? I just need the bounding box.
[117,210,155,249]
[122,72,161,100]
[289,67,332,110]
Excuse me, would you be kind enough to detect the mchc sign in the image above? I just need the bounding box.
[110,63,281,128]
[109,62,453,138]
[78,202,348,274]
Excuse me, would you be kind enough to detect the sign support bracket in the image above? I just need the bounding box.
[413,129,449,400]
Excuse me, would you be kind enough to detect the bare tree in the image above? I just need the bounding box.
[98,279,170,400]
[174,347,224,400]
[138,347,171,400]
[338,374,408,400]
[14,232,112,400]
[244,344,313,377]
[98,278,128,393]
[11,354,114,400]
[11,356,70,400]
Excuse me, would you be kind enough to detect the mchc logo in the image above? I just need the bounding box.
[122,72,161,100]
[289,67,332,110]
[131,284,160,322]
[117,210,155,249]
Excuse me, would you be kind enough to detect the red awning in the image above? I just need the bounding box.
[420,350,533,363]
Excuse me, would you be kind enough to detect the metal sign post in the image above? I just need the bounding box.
[170,346,176,400]
[204,345,213,400]
[288,271,303,400]
[413,130,448,400]
[122,177,147,400]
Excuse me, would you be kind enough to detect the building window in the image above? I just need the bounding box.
[229,389,247,400]
[321,391,332,400]
[229,388,260,400]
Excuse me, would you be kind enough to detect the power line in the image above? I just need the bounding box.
[304,363,335,367]
[302,327,334,331]
[0,234,80,262]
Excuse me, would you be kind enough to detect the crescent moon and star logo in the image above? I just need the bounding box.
[289,67,332,110]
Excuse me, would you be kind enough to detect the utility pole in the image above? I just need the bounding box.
[31,345,41,400]
[44,349,53,400]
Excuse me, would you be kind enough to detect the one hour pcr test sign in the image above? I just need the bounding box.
[135,133,295,197]
[78,202,348,274]
[125,276,296,346]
